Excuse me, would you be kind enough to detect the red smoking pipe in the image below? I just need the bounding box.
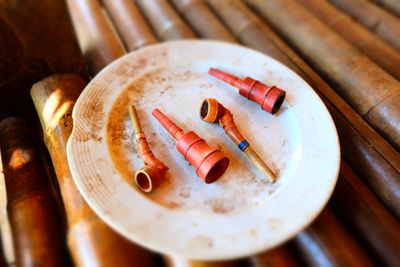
[200,98,275,182]
[152,108,230,183]
[209,68,286,114]
[129,105,168,193]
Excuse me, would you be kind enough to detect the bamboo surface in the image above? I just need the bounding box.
[246,0,400,153]
[102,0,158,50]
[0,234,7,267]
[170,0,237,42]
[292,208,373,267]
[248,245,299,267]
[143,2,378,265]
[65,1,396,264]
[300,0,400,81]
[66,0,126,75]
[211,0,400,218]
[0,117,71,267]
[164,244,300,267]
[2,0,400,265]
[330,0,400,50]
[136,0,196,40]
[0,0,86,119]
[31,74,158,267]
[164,256,247,267]
[0,158,13,267]
[331,162,400,265]
[207,0,299,68]
[371,0,400,17]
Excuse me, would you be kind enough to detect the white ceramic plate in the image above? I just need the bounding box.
[67,40,340,260]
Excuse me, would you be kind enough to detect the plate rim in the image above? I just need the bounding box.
[67,40,340,260]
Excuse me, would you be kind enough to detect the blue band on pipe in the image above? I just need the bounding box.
[238,140,249,151]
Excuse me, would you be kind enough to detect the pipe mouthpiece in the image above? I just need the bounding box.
[208,68,240,88]
[134,166,166,193]
[152,108,184,139]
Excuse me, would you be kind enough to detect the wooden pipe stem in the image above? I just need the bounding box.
[152,108,229,183]
[152,108,185,140]
[129,105,168,193]
[200,98,275,182]
[209,68,286,114]
[243,146,275,183]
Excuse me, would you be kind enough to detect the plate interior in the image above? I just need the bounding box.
[106,61,301,214]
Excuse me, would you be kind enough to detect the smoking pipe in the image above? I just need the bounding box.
[129,105,168,193]
[152,108,230,183]
[200,98,276,182]
[209,68,286,114]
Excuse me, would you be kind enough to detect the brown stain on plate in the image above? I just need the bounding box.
[105,64,284,215]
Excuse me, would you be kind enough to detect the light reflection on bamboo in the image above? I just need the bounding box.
[42,89,74,131]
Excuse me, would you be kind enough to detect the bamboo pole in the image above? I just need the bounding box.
[210,0,400,218]
[248,245,299,267]
[0,234,8,267]
[135,0,196,40]
[330,0,400,50]
[31,74,158,267]
[170,0,237,42]
[329,102,400,218]
[246,0,400,152]
[292,208,373,266]
[371,0,400,17]
[164,244,300,267]
[0,0,87,119]
[164,256,247,267]
[102,0,158,51]
[207,0,291,64]
[66,0,126,75]
[331,161,400,265]
[0,117,72,267]
[300,0,400,81]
